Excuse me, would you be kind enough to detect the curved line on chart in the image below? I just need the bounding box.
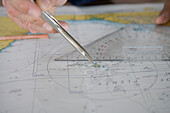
[81,90,145,101]
[46,47,68,90]
[165,61,170,68]
[9,39,65,74]
[125,54,158,92]
[82,101,89,113]
[144,60,159,90]
[79,61,159,97]
[80,73,103,92]
[83,93,148,113]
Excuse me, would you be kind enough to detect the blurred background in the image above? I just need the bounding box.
[0,0,165,6]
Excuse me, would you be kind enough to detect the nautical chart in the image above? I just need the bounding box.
[0,3,170,113]
[55,25,170,61]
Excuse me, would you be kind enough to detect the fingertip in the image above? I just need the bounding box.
[28,9,41,18]
[63,24,69,31]
[60,21,70,31]
[155,14,170,25]
[54,0,67,6]
[156,1,170,25]
[36,0,52,11]
[43,22,69,33]
[28,4,41,18]
[155,16,163,24]
[21,1,41,18]
[43,23,53,31]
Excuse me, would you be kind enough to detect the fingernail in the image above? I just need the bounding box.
[43,23,53,31]
[156,17,162,24]
[39,0,51,10]
[156,16,168,24]
[28,8,39,17]
[62,24,69,31]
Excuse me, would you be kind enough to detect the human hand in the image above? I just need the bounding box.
[2,0,69,33]
[155,0,170,24]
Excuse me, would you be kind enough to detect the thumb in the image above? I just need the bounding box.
[36,0,67,11]
[36,0,53,11]
[155,0,170,24]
